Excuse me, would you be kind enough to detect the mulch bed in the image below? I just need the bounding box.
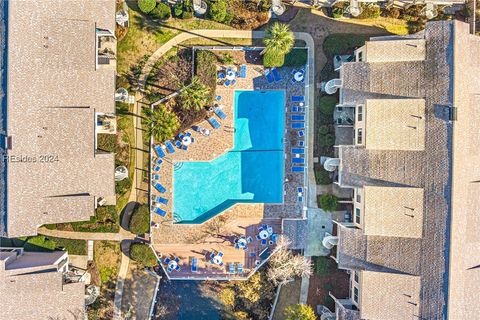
[307,268,350,311]
[277,5,300,23]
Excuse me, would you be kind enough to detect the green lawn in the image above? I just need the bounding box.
[323,33,371,57]
[2,235,87,255]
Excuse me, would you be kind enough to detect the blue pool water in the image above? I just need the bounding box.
[173,90,285,223]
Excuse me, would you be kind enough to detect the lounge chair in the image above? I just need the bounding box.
[271,234,278,243]
[246,236,253,243]
[191,257,198,272]
[237,263,243,273]
[208,117,221,129]
[182,145,188,151]
[152,164,161,172]
[292,166,305,173]
[175,265,181,271]
[175,140,182,148]
[218,72,225,79]
[265,70,274,83]
[292,95,305,102]
[224,80,231,87]
[292,122,305,129]
[191,137,195,143]
[272,67,281,82]
[231,79,237,86]
[213,107,227,120]
[152,174,160,181]
[154,145,166,158]
[167,266,173,273]
[165,140,175,154]
[292,106,305,113]
[292,148,305,154]
[215,95,222,101]
[153,182,166,193]
[218,252,224,257]
[153,196,168,205]
[164,258,171,264]
[153,207,166,217]
[298,130,305,137]
[229,263,235,274]
[240,64,247,78]
[292,115,305,121]
[186,132,191,137]
[250,252,256,257]
[234,243,240,250]
[292,158,305,164]
[298,187,303,193]
[298,196,303,202]
[255,234,261,240]
[261,239,267,246]
[298,141,305,147]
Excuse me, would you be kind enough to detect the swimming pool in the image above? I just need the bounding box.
[173,90,285,223]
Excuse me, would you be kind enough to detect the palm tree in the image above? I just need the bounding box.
[142,105,180,142]
[179,76,211,111]
[263,22,295,56]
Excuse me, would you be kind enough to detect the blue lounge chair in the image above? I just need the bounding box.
[292,122,305,129]
[153,182,166,193]
[191,257,198,272]
[152,164,161,172]
[292,106,305,113]
[182,145,188,151]
[261,239,267,246]
[218,72,225,79]
[186,132,191,137]
[272,67,281,82]
[250,252,256,257]
[292,148,305,154]
[240,64,247,78]
[208,117,221,129]
[153,196,168,205]
[298,130,305,137]
[215,95,222,101]
[271,234,278,243]
[153,207,166,217]
[256,234,261,240]
[224,80,231,87]
[229,263,235,274]
[292,158,305,164]
[298,141,305,147]
[165,140,175,154]
[164,258,171,264]
[237,263,243,273]
[154,145,166,158]
[234,243,240,250]
[298,187,303,193]
[175,257,180,263]
[191,137,195,143]
[292,166,305,173]
[246,236,253,243]
[298,196,303,202]
[152,174,160,181]
[292,115,305,121]
[167,266,173,273]
[231,79,237,86]
[175,265,181,271]
[175,140,182,148]
[292,95,305,102]
[265,70,274,83]
[214,107,227,120]
[218,252,224,257]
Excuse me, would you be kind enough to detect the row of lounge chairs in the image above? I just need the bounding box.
[290,95,306,173]
[228,263,243,274]
[207,102,227,129]
[265,67,282,84]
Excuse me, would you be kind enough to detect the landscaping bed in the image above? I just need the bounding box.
[0,236,87,255]
[47,206,119,233]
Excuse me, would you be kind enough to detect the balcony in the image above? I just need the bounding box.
[96,29,116,70]
[96,113,117,134]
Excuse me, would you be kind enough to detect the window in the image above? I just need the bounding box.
[357,51,363,62]
[357,105,363,121]
[353,287,359,303]
[354,271,359,283]
[356,192,361,203]
[355,208,361,224]
[356,128,363,144]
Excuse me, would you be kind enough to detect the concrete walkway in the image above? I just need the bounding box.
[113,240,132,320]
[299,256,312,304]
[38,227,135,241]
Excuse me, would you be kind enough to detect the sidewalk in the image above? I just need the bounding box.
[38,227,135,242]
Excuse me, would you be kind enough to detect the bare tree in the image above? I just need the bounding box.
[267,236,313,286]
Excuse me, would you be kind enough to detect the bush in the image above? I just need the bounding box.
[150,3,171,20]
[138,0,156,14]
[208,0,228,23]
[259,0,272,12]
[356,4,381,19]
[95,206,118,225]
[319,96,337,115]
[319,193,338,212]
[97,133,117,153]
[314,256,336,275]
[24,235,56,251]
[385,7,401,19]
[182,10,194,19]
[315,166,332,185]
[195,50,217,101]
[129,204,150,235]
[263,50,285,67]
[320,133,335,148]
[130,243,157,267]
[284,48,308,67]
[116,177,132,196]
[284,304,317,320]
[173,2,184,17]
[332,6,344,18]
[318,125,329,135]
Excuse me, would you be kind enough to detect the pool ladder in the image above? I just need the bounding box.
[173,162,183,171]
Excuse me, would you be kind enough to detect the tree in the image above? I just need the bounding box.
[179,76,211,111]
[138,0,156,14]
[267,236,313,285]
[142,105,180,142]
[284,304,317,320]
[129,243,157,267]
[129,204,150,235]
[220,287,236,309]
[263,50,285,68]
[150,3,171,20]
[263,22,295,56]
[208,0,228,22]
[319,193,338,212]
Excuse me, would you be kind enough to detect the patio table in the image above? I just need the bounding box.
[259,229,269,240]
[182,136,192,146]
[212,255,223,265]
[168,260,178,270]
[226,71,236,81]
[267,226,273,235]
[294,71,304,82]
[237,238,247,249]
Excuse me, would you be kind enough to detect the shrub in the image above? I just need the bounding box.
[220,288,236,309]
[385,7,401,19]
[129,204,150,235]
[263,50,285,67]
[173,2,184,17]
[332,6,344,18]
[320,133,335,148]
[182,10,194,19]
[259,0,272,12]
[150,3,171,20]
[315,166,332,185]
[116,177,132,196]
[319,193,338,212]
[97,133,117,153]
[138,0,156,14]
[96,206,118,224]
[356,4,381,19]
[208,0,228,23]
[130,243,158,267]
[219,52,235,65]
[284,304,317,320]
[314,256,335,275]
[319,96,337,115]
[195,50,217,101]
[318,125,329,135]
[284,48,308,67]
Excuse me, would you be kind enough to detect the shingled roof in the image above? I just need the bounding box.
[3,0,116,237]
[334,20,475,319]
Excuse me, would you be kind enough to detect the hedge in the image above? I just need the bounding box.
[315,166,332,185]
[129,204,150,235]
[284,49,308,67]
[319,193,338,212]
[263,50,285,68]
[150,3,171,20]
[138,0,156,14]
[130,243,158,267]
[319,96,337,115]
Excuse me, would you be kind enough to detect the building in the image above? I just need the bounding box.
[0,247,85,320]
[2,0,117,237]
[322,20,480,319]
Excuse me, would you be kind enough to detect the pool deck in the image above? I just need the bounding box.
[150,49,308,279]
